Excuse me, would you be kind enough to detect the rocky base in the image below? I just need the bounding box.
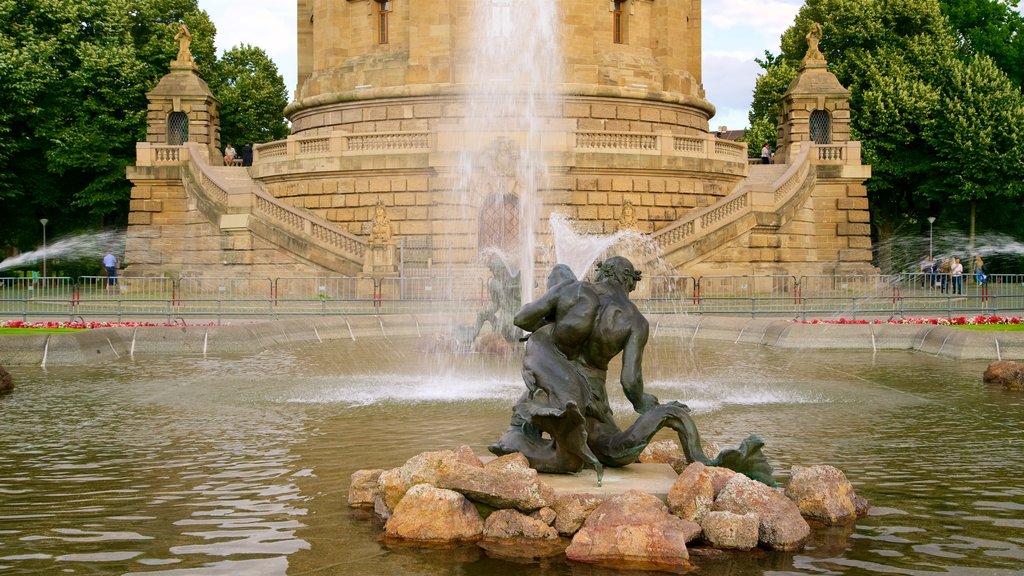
[0,364,12,394]
[984,360,1024,391]
[347,442,869,573]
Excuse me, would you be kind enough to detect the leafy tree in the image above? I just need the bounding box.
[748,51,796,156]
[939,0,1024,86]
[0,0,290,255]
[750,0,1024,271]
[214,44,290,148]
[924,53,1024,242]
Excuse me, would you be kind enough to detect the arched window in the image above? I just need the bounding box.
[612,0,626,44]
[376,0,391,45]
[168,112,189,145]
[809,110,831,144]
[479,193,520,256]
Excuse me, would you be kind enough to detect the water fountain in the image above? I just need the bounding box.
[453,0,562,307]
[0,229,124,273]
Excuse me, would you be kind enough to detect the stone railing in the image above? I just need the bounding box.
[575,131,747,163]
[252,129,748,166]
[134,142,189,166]
[178,143,366,263]
[654,144,817,253]
[254,131,431,162]
[576,132,659,151]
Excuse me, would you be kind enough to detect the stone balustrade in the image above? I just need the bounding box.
[654,143,830,253]
[251,130,749,166]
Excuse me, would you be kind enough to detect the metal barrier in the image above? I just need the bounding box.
[1,273,1022,323]
[273,276,376,316]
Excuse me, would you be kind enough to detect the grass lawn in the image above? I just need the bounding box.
[953,324,1024,332]
[0,327,84,334]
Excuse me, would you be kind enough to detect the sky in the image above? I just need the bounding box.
[197,0,802,131]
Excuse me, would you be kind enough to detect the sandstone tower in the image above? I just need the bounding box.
[125,6,874,288]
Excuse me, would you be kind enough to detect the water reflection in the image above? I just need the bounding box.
[0,338,1021,575]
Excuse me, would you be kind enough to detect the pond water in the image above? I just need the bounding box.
[0,335,1021,575]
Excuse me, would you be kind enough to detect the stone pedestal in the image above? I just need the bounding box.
[363,242,398,275]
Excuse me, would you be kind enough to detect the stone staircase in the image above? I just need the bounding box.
[179,144,816,276]
[179,144,367,274]
[652,146,816,270]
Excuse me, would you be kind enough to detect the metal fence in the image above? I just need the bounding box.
[2,273,1022,323]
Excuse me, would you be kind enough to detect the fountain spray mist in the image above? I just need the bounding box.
[0,230,125,273]
[456,0,562,304]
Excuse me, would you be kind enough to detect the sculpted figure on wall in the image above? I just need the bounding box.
[174,24,193,65]
[369,201,393,244]
[618,200,638,231]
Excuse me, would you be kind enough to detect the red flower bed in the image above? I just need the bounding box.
[0,320,217,329]
[796,316,1022,326]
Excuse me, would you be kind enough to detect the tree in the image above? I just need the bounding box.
[924,53,1024,248]
[939,0,1024,86]
[0,0,290,254]
[751,0,1024,271]
[213,44,290,148]
[747,51,796,156]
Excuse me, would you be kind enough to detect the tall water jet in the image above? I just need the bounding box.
[456,0,563,304]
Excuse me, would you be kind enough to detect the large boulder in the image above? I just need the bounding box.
[713,474,810,551]
[565,490,699,572]
[667,462,714,524]
[0,365,12,394]
[700,510,759,550]
[376,446,483,517]
[551,493,604,536]
[784,465,860,525]
[983,360,1024,391]
[479,508,566,559]
[383,484,484,543]
[348,469,384,508]
[435,452,554,512]
[482,508,560,540]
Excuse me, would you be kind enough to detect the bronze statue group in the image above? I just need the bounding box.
[490,257,774,486]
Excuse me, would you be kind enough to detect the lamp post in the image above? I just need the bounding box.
[927,216,936,260]
[39,218,48,283]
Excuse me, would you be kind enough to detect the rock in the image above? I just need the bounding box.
[983,360,1024,391]
[531,506,556,526]
[667,462,714,524]
[785,465,859,525]
[377,446,483,516]
[854,494,870,517]
[552,493,604,536]
[705,465,738,497]
[701,511,759,550]
[639,439,685,469]
[348,469,384,508]
[714,474,810,551]
[565,490,698,572]
[435,452,554,512]
[482,508,559,540]
[479,508,566,559]
[384,484,484,543]
[638,439,725,473]
[0,365,12,394]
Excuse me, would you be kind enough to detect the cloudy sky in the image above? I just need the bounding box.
[198,0,803,131]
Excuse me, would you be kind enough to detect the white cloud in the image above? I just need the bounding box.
[199,0,298,97]
[703,0,801,32]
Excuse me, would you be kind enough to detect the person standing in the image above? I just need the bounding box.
[760,143,771,164]
[241,143,254,166]
[975,256,989,303]
[951,257,963,295]
[103,251,118,287]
